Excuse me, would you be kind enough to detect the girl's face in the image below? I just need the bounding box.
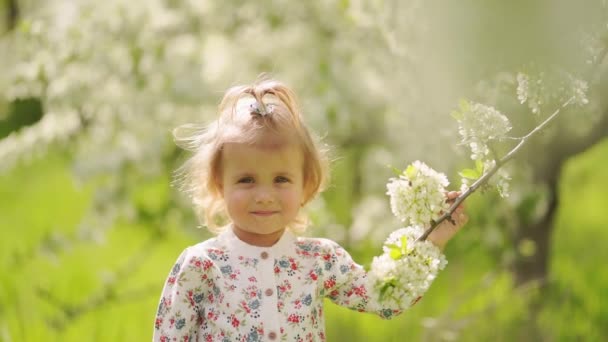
[220,142,305,246]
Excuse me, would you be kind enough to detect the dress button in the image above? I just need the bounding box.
[268,331,277,340]
[265,288,274,296]
[261,251,269,259]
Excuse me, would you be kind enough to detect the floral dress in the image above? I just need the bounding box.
[153,228,441,342]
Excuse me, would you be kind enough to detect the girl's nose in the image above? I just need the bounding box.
[255,189,275,204]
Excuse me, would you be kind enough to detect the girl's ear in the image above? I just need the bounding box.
[212,172,224,195]
[216,179,224,194]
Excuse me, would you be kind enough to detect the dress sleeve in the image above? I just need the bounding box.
[153,247,213,341]
[321,240,443,320]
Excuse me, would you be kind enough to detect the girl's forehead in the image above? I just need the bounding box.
[222,143,304,170]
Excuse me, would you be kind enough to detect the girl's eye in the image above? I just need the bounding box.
[275,176,291,183]
[237,177,254,184]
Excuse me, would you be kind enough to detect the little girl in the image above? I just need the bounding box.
[153,78,467,342]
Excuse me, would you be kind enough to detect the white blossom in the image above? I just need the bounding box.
[454,100,512,161]
[517,69,589,115]
[369,226,447,308]
[516,72,529,104]
[570,78,589,106]
[386,161,449,227]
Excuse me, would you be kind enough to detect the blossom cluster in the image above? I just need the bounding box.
[452,100,512,161]
[368,226,447,307]
[386,161,449,227]
[452,100,513,196]
[517,70,589,115]
[372,161,449,307]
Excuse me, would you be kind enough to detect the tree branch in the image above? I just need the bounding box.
[417,96,575,242]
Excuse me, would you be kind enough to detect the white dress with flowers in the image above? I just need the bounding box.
[153,228,441,342]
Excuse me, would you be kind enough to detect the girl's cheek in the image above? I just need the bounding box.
[233,189,251,202]
[282,189,304,207]
[225,188,249,205]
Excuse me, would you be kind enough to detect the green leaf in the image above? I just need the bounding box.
[459,168,480,180]
[405,164,416,178]
[400,236,408,253]
[476,159,484,173]
[379,278,396,301]
[459,99,471,112]
[389,247,402,260]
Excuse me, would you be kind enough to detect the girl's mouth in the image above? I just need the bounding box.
[251,211,278,216]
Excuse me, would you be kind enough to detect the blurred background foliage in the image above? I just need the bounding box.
[1,0,607,341]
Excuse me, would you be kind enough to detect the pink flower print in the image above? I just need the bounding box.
[353,285,366,297]
[155,317,163,329]
[278,279,291,293]
[289,258,298,270]
[240,301,251,314]
[167,276,176,285]
[187,290,196,307]
[207,309,219,322]
[308,270,318,281]
[208,248,226,261]
[203,259,213,271]
[231,315,240,328]
[288,314,301,323]
[248,276,257,283]
[323,277,336,290]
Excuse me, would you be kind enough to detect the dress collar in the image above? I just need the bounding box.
[219,225,296,257]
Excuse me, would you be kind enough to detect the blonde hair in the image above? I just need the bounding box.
[174,78,330,234]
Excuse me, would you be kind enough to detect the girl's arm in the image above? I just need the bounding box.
[322,236,448,320]
[153,248,212,341]
[321,241,411,319]
[323,193,467,318]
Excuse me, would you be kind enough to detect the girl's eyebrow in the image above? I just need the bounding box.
[232,172,255,178]
[275,171,296,177]
[230,170,296,178]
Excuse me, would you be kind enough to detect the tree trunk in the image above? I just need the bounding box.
[513,177,558,286]
[511,105,608,339]
[6,0,19,31]
[513,105,608,286]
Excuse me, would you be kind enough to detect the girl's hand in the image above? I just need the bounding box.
[427,191,468,251]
